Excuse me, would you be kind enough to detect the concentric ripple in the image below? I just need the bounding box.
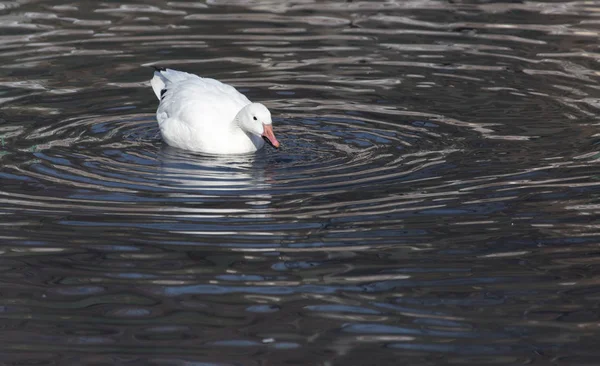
[1,105,455,215]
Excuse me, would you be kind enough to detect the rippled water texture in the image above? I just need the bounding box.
[1,0,600,364]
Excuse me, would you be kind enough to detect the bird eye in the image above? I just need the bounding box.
[253,116,257,121]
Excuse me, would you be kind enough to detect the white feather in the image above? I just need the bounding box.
[150,68,277,155]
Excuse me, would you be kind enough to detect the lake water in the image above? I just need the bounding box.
[1,0,600,365]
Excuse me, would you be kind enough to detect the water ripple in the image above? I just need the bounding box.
[1,0,600,364]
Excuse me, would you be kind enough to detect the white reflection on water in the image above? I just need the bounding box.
[157,145,272,191]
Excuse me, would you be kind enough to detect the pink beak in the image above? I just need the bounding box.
[262,124,280,149]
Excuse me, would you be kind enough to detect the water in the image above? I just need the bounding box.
[1,0,600,364]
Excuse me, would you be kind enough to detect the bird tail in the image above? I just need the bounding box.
[150,66,198,100]
[150,66,168,100]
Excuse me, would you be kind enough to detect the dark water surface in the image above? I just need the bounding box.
[1,0,600,365]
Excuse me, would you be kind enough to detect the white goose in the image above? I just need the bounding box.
[150,67,279,154]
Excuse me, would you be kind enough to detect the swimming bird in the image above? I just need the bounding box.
[150,67,279,154]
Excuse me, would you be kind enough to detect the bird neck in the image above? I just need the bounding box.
[232,107,251,134]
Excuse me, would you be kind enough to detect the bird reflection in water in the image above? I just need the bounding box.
[155,145,274,226]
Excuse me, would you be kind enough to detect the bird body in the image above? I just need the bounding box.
[150,68,279,154]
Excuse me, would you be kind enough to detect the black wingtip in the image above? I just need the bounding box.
[151,65,167,72]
